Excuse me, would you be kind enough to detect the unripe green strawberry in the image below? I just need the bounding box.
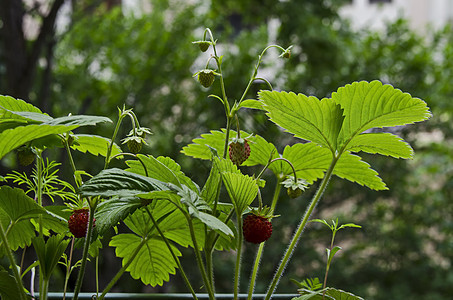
[68,209,95,238]
[198,41,211,52]
[192,40,211,52]
[243,214,273,244]
[17,148,35,166]
[287,187,303,199]
[127,137,142,154]
[228,139,250,166]
[198,69,216,88]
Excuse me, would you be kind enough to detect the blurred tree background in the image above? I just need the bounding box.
[0,0,452,299]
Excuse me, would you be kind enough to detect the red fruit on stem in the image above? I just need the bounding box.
[228,139,250,166]
[243,214,273,244]
[68,209,95,238]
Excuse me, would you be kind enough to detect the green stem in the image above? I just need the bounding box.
[62,237,75,300]
[247,242,265,300]
[264,155,339,300]
[35,151,44,237]
[234,215,243,300]
[104,109,127,169]
[146,208,199,300]
[186,213,215,300]
[72,202,97,300]
[98,237,149,300]
[0,221,27,300]
[39,278,49,300]
[247,180,282,300]
[237,44,285,106]
[322,229,337,299]
[62,135,80,187]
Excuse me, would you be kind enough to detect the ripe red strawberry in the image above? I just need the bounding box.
[68,209,95,238]
[197,69,216,88]
[228,139,250,166]
[243,214,273,244]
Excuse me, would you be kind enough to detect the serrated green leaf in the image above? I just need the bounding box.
[182,129,263,164]
[325,288,365,300]
[346,132,413,159]
[282,143,332,183]
[110,233,181,287]
[222,172,258,214]
[0,124,78,160]
[0,187,67,250]
[197,211,233,236]
[0,95,42,113]
[0,209,35,251]
[32,234,69,280]
[181,130,226,160]
[201,160,222,206]
[78,168,168,198]
[239,99,265,110]
[0,186,45,221]
[333,80,431,150]
[71,134,122,158]
[243,134,280,170]
[0,95,48,126]
[334,153,387,190]
[126,155,198,191]
[123,199,205,249]
[0,270,22,300]
[259,90,344,151]
[0,110,53,124]
[95,196,143,235]
[327,246,342,265]
[43,114,111,127]
[292,289,334,300]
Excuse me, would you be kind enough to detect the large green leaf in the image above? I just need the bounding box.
[182,130,267,166]
[334,152,387,190]
[0,186,67,251]
[333,80,431,150]
[124,198,206,248]
[345,132,413,159]
[0,124,78,160]
[292,287,364,300]
[125,155,191,190]
[0,95,48,126]
[222,172,258,214]
[43,114,111,127]
[94,196,143,235]
[32,234,69,280]
[0,270,22,300]
[243,134,280,171]
[78,168,168,198]
[259,90,344,151]
[181,130,226,160]
[110,233,181,287]
[281,143,332,183]
[0,187,42,250]
[71,134,122,158]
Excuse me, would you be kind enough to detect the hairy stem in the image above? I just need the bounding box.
[146,208,198,300]
[234,215,243,300]
[98,236,148,300]
[0,221,27,300]
[72,202,97,300]
[265,156,339,300]
[247,180,282,299]
[186,213,215,300]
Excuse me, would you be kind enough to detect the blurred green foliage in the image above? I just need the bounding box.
[1,0,452,298]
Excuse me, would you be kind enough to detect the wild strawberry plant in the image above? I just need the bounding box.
[0,28,431,300]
